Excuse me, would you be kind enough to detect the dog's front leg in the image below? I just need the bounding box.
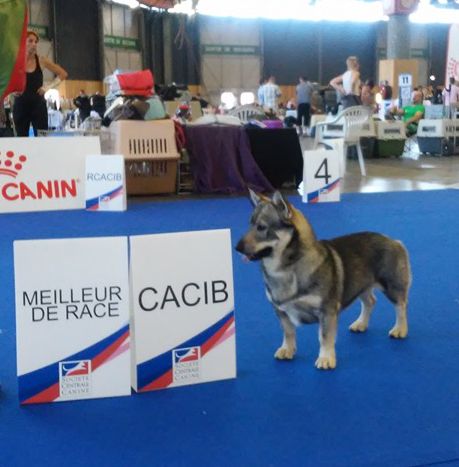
[316,311,338,370]
[274,311,297,360]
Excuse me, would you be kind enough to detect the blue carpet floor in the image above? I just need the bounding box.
[1,190,459,467]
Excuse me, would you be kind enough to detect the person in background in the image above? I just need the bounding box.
[360,79,377,112]
[90,91,106,119]
[296,76,313,134]
[330,56,361,109]
[262,75,281,112]
[442,76,459,106]
[0,99,6,136]
[380,80,393,100]
[13,31,67,136]
[389,89,425,136]
[257,78,266,107]
[74,89,91,123]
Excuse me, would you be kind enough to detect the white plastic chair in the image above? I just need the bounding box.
[229,105,265,123]
[313,106,373,176]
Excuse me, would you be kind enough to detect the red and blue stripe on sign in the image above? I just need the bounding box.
[307,178,340,203]
[18,324,129,404]
[137,311,235,392]
[85,185,124,210]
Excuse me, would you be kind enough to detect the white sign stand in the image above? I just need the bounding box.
[302,148,341,203]
[399,73,412,108]
[85,155,127,211]
[129,229,236,392]
[14,236,131,404]
[0,137,100,213]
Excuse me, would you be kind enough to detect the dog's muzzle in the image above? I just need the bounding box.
[235,239,272,261]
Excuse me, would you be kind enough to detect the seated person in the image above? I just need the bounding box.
[389,90,425,136]
[360,80,377,113]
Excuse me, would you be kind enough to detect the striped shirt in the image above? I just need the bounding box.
[262,83,281,110]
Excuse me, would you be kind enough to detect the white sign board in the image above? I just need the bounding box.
[446,24,459,85]
[398,73,412,87]
[0,137,100,213]
[130,229,236,392]
[85,155,126,211]
[14,236,131,404]
[303,148,341,203]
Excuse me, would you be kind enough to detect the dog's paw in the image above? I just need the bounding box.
[389,325,408,339]
[274,347,295,360]
[349,320,368,333]
[315,354,336,370]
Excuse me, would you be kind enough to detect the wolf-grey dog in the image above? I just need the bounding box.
[235,190,411,370]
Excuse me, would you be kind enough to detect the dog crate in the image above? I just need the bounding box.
[424,105,447,120]
[374,121,406,158]
[101,120,179,194]
[417,119,455,156]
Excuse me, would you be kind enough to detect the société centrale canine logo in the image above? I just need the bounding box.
[0,150,78,201]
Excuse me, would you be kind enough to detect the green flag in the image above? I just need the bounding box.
[0,0,28,100]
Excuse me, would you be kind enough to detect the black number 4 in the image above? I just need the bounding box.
[315,158,330,185]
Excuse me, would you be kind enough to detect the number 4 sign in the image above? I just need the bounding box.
[302,149,341,203]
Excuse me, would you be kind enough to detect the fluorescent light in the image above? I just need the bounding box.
[169,0,383,22]
[111,0,140,9]
[169,0,459,23]
[410,3,459,23]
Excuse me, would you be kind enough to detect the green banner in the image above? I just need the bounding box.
[410,48,428,59]
[104,35,139,50]
[28,23,49,39]
[377,48,428,60]
[202,44,260,55]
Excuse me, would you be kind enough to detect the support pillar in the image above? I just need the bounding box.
[387,14,410,60]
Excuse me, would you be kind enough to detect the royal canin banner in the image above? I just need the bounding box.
[446,24,459,86]
[0,137,100,213]
[129,229,236,392]
[14,236,131,404]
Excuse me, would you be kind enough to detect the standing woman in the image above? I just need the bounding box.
[330,56,361,109]
[13,31,67,136]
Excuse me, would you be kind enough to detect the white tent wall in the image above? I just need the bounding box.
[102,2,143,76]
[28,0,54,82]
[199,16,261,107]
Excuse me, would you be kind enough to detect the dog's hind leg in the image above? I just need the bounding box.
[381,284,409,338]
[274,312,297,360]
[349,288,376,333]
[388,301,408,338]
[316,311,338,370]
[383,244,411,338]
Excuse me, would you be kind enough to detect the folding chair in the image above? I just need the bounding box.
[313,106,373,176]
[229,105,265,123]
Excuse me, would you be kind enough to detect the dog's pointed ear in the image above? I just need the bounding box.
[272,191,292,220]
[248,188,261,207]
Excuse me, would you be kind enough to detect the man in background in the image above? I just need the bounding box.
[296,76,313,135]
[262,75,281,112]
[390,90,425,136]
[74,89,91,123]
[442,76,459,106]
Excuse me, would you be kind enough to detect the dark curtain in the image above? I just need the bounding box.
[52,0,102,80]
[170,13,200,85]
[262,20,378,84]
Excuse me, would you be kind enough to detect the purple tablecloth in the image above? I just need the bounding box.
[185,125,274,194]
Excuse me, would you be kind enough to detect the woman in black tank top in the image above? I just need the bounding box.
[13,31,67,137]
